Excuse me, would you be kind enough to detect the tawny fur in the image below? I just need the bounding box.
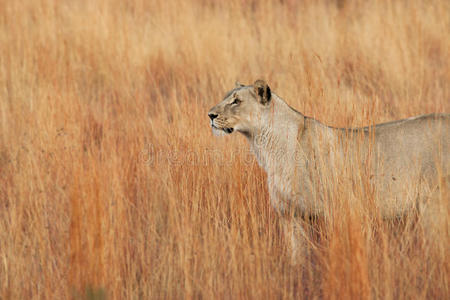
[208,80,449,221]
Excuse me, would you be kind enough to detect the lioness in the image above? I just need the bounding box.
[208,80,449,228]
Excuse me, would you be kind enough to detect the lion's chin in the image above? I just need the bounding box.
[212,126,233,136]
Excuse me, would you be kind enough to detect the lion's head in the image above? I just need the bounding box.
[208,80,272,136]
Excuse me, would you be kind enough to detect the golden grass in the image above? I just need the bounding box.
[0,0,449,298]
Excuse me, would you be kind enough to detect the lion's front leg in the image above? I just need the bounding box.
[270,184,320,263]
[281,216,312,264]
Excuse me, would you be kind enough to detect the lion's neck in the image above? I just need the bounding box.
[247,95,304,173]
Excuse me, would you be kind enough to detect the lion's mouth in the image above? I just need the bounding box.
[211,123,234,135]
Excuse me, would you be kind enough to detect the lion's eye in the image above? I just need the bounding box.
[231,98,241,105]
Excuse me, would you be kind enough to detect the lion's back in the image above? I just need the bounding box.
[370,113,449,216]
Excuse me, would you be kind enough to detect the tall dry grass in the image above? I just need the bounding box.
[0,0,449,298]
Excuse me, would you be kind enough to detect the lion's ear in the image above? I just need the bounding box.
[253,79,271,105]
[235,81,244,88]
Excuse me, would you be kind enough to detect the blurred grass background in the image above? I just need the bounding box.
[0,0,448,298]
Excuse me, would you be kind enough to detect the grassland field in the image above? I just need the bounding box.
[0,0,449,299]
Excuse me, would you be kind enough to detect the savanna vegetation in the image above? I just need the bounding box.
[0,0,448,298]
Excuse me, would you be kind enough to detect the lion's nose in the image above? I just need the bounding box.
[208,113,218,121]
